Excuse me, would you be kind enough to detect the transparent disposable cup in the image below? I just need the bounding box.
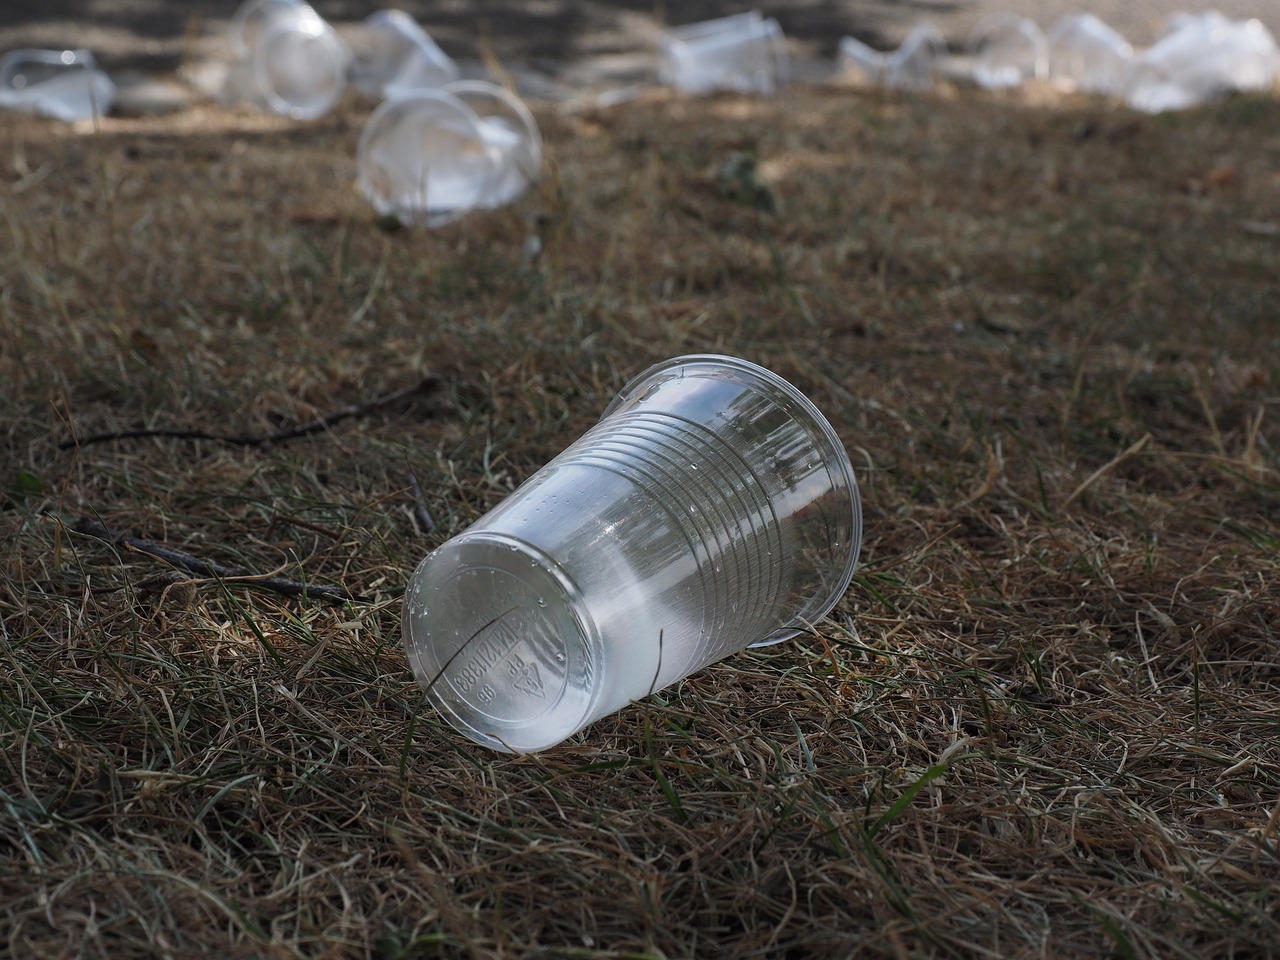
[0,48,116,122]
[658,11,789,95]
[839,21,945,92]
[228,0,348,120]
[403,355,863,753]
[966,14,1048,89]
[443,80,542,208]
[356,82,540,224]
[1046,14,1132,96]
[888,22,947,91]
[1124,14,1279,114]
[350,9,459,97]
[356,89,503,226]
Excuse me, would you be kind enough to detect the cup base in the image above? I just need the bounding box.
[404,532,599,753]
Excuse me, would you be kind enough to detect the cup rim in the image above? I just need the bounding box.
[602,353,861,643]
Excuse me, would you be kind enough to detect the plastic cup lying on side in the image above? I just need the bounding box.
[443,80,542,208]
[227,0,349,119]
[1124,14,1279,114]
[966,14,1048,89]
[350,9,459,98]
[0,49,116,122]
[839,21,945,91]
[356,81,541,225]
[357,89,500,226]
[658,11,789,95]
[403,354,863,753]
[1046,14,1132,96]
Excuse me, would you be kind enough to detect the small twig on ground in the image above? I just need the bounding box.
[70,516,366,604]
[60,376,441,450]
[1063,433,1152,507]
[403,470,437,535]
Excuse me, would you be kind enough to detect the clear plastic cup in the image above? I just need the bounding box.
[1124,14,1279,114]
[403,355,863,753]
[356,82,540,225]
[1046,14,1132,96]
[227,0,349,120]
[350,9,459,98]
[966,14,1048,89]
[658,11,789,95]
[356,89,501,227]
[443,80,542,208]
[840,21,945,92]
[889,22,947,91]
[0,48,116,122]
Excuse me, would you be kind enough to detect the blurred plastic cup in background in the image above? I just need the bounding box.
[356,81,541,225]
[0,48,116,121]
[1124,13,1279,113]
[228,0,349,119]
[966,14,1048,89]
[403,354,863,754]
[888,21,947,91]
[839,20,945,91]
[349,9,459,98]
[443,80,542,207]
[658,11,789,95]
[357,89,500,226]
[1046,13,1132,95]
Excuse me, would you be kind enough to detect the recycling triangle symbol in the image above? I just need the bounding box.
[513,660,545,699]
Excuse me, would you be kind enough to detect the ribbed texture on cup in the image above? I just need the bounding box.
[559,409,788,681]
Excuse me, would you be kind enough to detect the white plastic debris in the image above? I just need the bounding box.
[349,9,459,98]
[658,11,788,96]
[1124,13,1279,113]
[0,49,116,122]
[966,14,1049,89]
[839,21,946,92]
[1046,14,1133,96]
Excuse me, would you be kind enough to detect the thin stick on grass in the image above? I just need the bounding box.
[960,439,1002,507]
[59,376,440,450]
[70,516,367,604]
[403,470,437,535]
[1063,433,1152,507]
[1194,366,1226,456]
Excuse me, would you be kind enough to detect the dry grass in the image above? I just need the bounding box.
[2,78,1279,958]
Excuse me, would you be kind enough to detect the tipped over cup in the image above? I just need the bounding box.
[967,14,1048,89]
[356,81,541,226]
[658,11,789,95]
[349,9,460,98]
[839,21,946,91]
[1046,14,1132,95]
[0,48,116,122]
[403,354,863,753]
[227,0,349,120]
